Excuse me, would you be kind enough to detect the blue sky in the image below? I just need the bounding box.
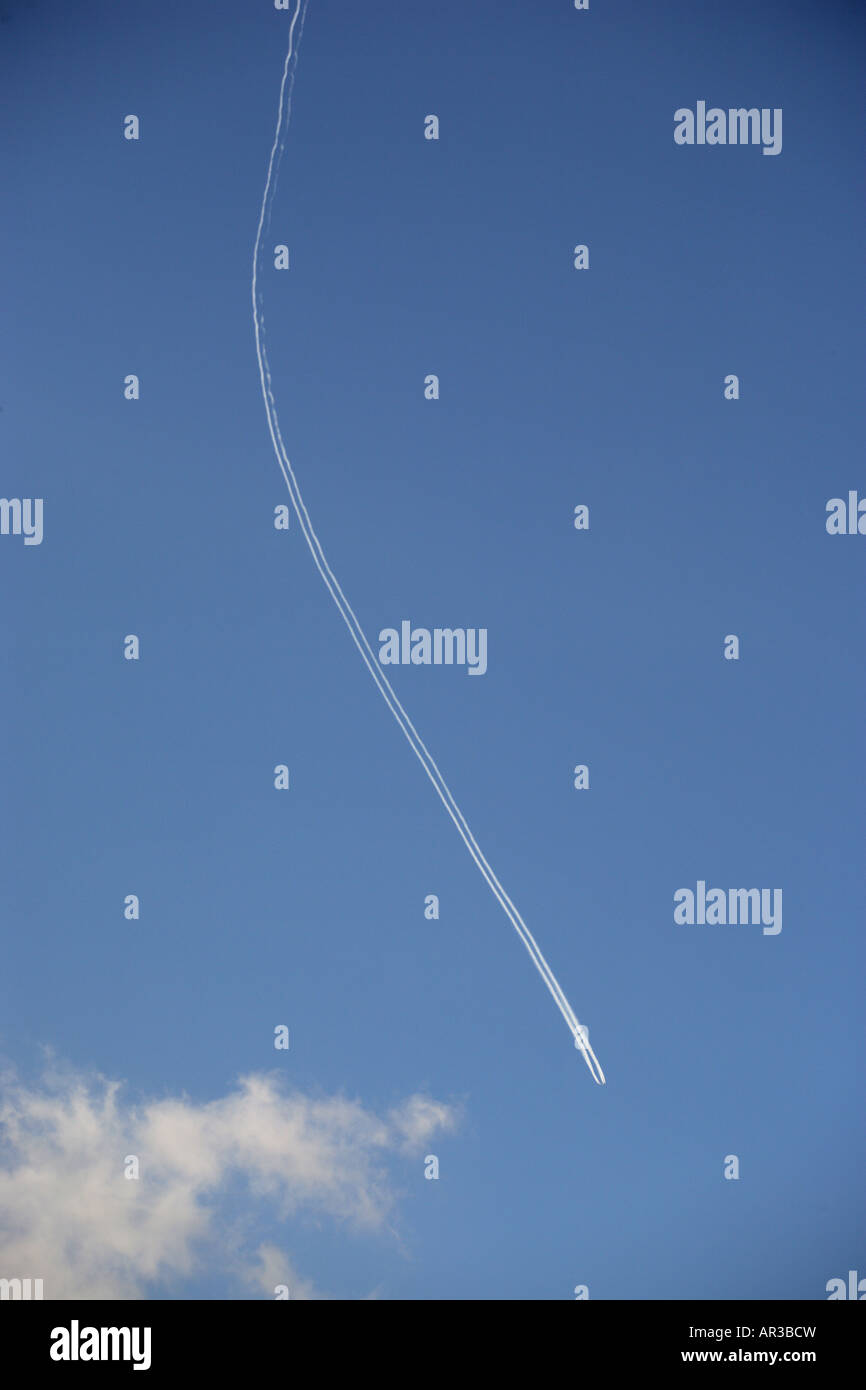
[1,0,863,1299]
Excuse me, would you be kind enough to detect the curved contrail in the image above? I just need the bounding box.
[251,0,605,1086]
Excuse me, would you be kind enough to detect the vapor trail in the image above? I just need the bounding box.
[251,1,605,1085]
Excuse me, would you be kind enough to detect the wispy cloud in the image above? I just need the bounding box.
[0,1062,458,1299]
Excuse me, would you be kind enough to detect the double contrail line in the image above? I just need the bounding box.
[251,0,605,1085]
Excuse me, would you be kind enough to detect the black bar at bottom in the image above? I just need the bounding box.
[4,1298,861,1377]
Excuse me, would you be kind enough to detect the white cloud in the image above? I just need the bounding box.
[389,1094,456,1153]
[0,1063,458,1299]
